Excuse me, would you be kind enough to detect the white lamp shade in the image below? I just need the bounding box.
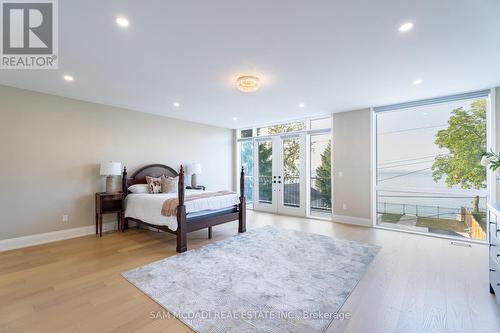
[100,161,122,176]
[187,163,202,175]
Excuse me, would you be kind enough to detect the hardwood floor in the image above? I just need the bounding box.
[1,211,499,333]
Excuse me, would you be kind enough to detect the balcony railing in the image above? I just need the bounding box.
[376,193,487,241]
[257,175,331,211]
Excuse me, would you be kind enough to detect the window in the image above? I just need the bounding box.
[257,140,272,203]
[239,141,253,204]
[310,117,331,130]
[375,93,489,241]
[310,133,332,218]
[237,116,332,218]
[240,129,253,138]
[257,121,305,136]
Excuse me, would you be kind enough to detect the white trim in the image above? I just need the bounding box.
[0,222,117,252]
[333,214,371,227]
[489,88,497,204]
[370,108,377,227]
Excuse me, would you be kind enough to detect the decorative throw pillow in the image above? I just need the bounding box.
[146,176,162,194]
[128,184,149,194]
[161,175,178,193]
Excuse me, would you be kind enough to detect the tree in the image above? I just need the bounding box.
[315,142,332,205]
[432,99,487,212]
[257,123,304,202]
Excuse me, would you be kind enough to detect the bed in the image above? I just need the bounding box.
[122,164,246,253]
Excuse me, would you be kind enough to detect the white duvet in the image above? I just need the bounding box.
[124,190,240,231]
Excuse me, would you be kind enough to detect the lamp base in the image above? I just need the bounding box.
[191,174,197,188]
[105,176,119,193]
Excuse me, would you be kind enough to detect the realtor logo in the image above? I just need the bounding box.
[1,0,58,69]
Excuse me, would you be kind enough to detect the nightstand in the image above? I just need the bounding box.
[95,192,124,237]
[186,185,205,190]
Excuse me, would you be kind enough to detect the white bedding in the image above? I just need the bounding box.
[124,190,240,231]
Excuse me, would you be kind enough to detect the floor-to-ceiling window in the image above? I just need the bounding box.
[374,91,491,241]
[237,117,332,219]
[239,129,254,205]
[310,132,332,218]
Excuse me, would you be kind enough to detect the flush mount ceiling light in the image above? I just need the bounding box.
[399,22,414,32]
[298,103,305,108]
[413,79,423,85]
[173,102,180,108]
[63,75,74,82]
[236,75,260,93]
[232,117,238,121]
[116,17,130,28]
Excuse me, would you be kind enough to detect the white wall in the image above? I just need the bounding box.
[332,108,372,226]
[0,85,234,240]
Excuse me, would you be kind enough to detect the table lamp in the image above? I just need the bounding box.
[100,161,122,193]
[187,163,202,188]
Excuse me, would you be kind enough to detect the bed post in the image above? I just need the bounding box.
[176,165,187,253]
[122,166,127,194]
[239,167,246,233]
[122,166,128,231]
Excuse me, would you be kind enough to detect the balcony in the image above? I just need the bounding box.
[255,175,332,216]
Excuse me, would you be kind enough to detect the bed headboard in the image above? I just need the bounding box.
[122,164,179,194]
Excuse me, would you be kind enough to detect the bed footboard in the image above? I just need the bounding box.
[175,166,246,253]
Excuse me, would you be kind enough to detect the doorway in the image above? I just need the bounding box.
[253,134,306,216]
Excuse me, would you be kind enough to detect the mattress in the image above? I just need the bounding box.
[124,190,240,231]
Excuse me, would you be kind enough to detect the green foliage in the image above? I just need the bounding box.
[258,123,304,177]
[258,141,273,176]
[432,99,487,190]
[315,142,332,203]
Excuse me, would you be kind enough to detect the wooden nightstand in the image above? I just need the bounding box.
[95,192,124,237]
[186,185,205,190]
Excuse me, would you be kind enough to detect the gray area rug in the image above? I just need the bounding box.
[122,226,380,333]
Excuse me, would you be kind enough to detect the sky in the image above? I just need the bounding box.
[377,98,483,167]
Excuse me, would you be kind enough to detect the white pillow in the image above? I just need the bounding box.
[128,184,149,194]
[161,175,179,193]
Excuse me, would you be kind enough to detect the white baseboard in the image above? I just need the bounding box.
[0,222,117,252]
[333,214,371,227]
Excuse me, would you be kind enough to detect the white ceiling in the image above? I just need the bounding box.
[1,0,500,129]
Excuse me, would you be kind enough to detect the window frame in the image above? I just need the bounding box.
[370,89,494,244]
[236,115,333,219]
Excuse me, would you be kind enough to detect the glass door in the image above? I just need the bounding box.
[253,135,306,216]
[279,135,306,216]
[253,139,276,212]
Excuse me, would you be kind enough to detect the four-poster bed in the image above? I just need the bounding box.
[122,164,246,253]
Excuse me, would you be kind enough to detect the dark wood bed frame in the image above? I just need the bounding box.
[121,164,246,253]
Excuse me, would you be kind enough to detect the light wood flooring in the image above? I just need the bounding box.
[1,211,499,333]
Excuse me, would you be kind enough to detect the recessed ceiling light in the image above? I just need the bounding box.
[413,79,423,85]
[236,76,260,93]
[298,103,305,108]
[116,17,130,28]
[173,102,180,108]
[399,22,414,32]
[233,117,238,121]
[63,75,74,82]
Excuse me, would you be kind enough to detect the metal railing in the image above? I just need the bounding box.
[257,175,331,211]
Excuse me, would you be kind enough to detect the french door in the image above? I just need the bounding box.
[253,134,306,216]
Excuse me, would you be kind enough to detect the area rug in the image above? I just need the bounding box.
[122,226,380,333]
